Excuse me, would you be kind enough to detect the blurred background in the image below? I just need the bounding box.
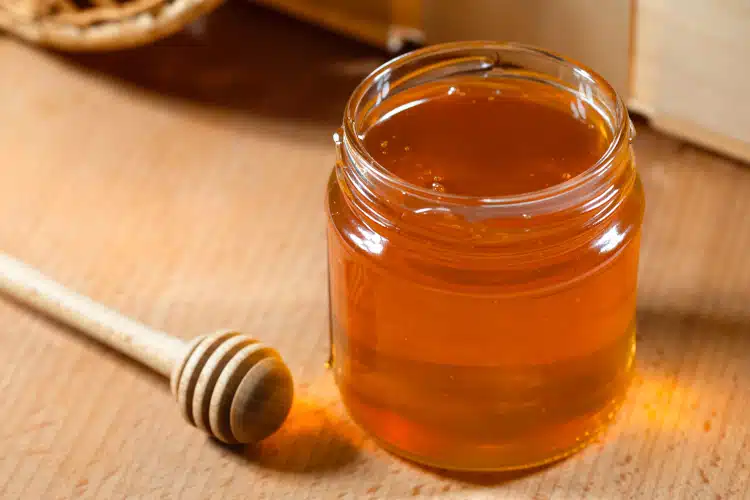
[0,1,748,498]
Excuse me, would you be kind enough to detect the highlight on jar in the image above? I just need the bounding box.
[326,42,644,471]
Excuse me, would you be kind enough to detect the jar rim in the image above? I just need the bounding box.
[342,41,631,208]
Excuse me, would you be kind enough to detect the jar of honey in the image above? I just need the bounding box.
[326,42,644,471]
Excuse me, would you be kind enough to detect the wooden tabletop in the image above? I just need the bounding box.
[1,4,749,499]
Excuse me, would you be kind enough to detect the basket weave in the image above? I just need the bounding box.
[0,0,223,50]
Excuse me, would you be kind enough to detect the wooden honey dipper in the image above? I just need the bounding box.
[0,253,294,444]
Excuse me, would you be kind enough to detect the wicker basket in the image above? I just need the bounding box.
[0,0,223,50]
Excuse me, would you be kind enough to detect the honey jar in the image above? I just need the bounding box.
[326,42,644,470]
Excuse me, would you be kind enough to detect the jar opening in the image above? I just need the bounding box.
[341,41,632,210]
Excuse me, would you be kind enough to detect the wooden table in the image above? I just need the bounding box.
[1,4,748,499]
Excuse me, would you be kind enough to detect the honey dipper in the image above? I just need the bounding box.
[0,253,294,444]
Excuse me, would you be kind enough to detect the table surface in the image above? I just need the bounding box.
[1,4,749,499]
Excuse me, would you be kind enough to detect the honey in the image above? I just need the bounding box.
[364,80,609,197]
[327,43,644,470]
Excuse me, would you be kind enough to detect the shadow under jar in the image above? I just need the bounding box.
[326,42,644,471]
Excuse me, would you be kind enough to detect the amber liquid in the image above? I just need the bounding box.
[327,78,642,470]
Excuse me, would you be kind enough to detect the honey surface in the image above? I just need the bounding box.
[327,77,643,470]
[364,80,610,196]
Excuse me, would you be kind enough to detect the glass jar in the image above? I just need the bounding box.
[326,42,644,471]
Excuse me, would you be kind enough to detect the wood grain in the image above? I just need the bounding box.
[0,4,748,498]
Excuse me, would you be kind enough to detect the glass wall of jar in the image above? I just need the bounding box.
[326,42,644,471]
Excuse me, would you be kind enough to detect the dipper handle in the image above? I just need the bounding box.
[0,253,183,376]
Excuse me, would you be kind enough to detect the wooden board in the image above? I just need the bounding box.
[422,0,632,99]
[253,0,424,52]
[631,0,750,163]
[0,4,749,498]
